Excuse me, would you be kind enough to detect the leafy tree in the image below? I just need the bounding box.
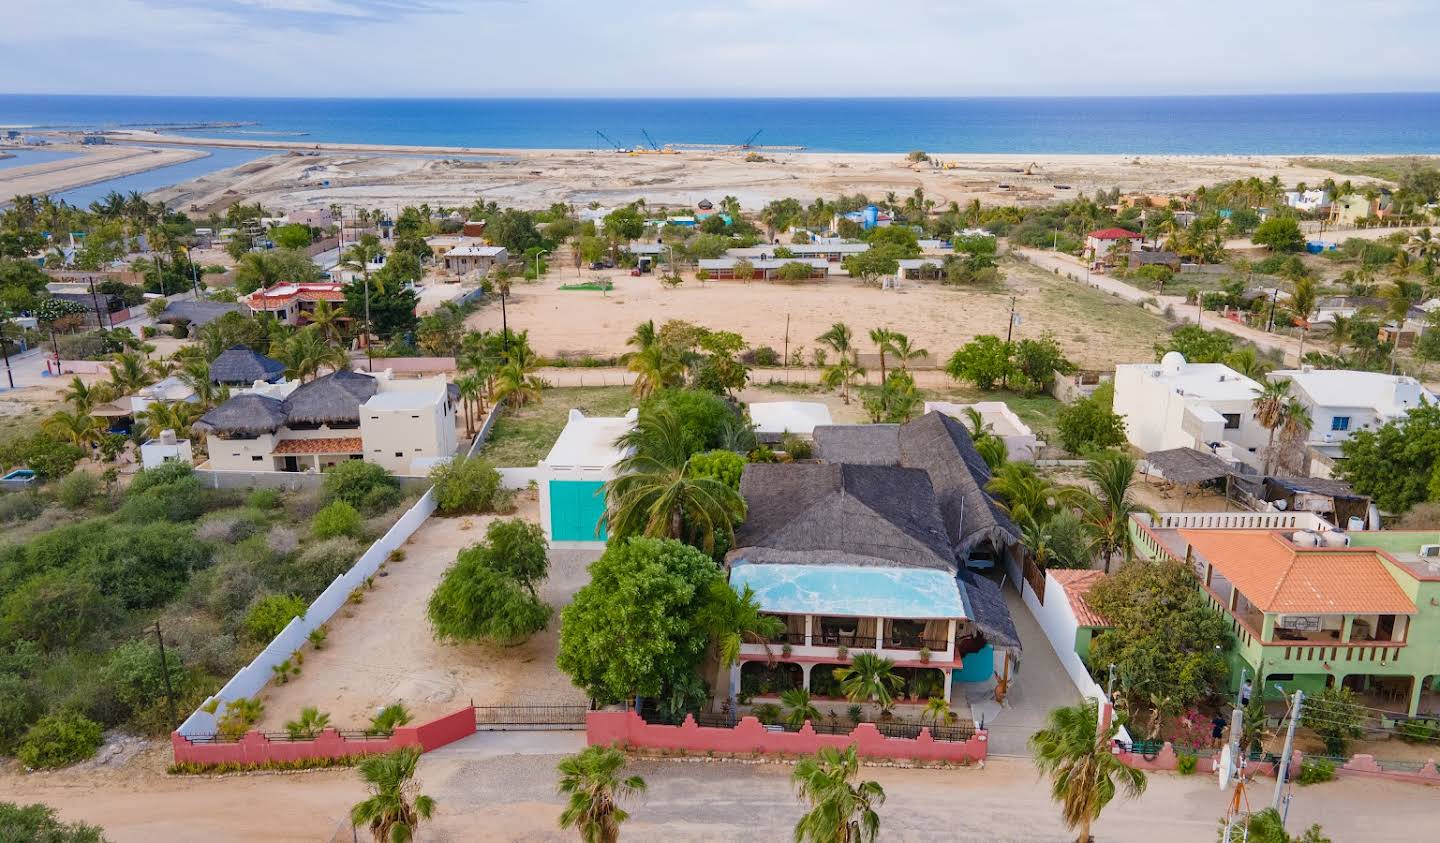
[233,248,321,295]
[100,639,187,720]
[1155,325,1235,364]
[473,519,549,595]
[0,673,43,753]
[1222,808,1331,843]
[557,537,719,704]
[1056,383,1126,454]
[1086,558,1230,710]
[1337,403,1440,512]
[832,652,904,711]
[1252,217,1305,253]
[639,388,740,458]
[945,335,1016,391]
[602,206,646,241]
[429,455,502,515]
[486,209,545,254]
[556,745,647,843]
[428,520,551,645]
[1029,700,1147,843]
[0,802,109,842]
[693,330,750,396]
[16,711,104,769]
[0,258,52,312]
[312,500,363,540]
[350,747,436,843]
[1300,686,1366,756]
[791,745,886,843]
[842,248,902,280]
[323,461,400,510]
[270,224,312,250]
[344,273,418,340]
[244,594,307,642]
[1,574,116,651]
[687,449,746,490]
[1012,333,1075,395]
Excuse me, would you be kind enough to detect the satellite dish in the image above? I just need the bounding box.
[1218,744,1233,790]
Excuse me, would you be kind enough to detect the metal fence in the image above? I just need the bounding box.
[185,729,394,745]
[638,703,977,742]
[474,704,590,730]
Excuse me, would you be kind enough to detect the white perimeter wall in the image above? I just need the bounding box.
[1022,572,1107,705]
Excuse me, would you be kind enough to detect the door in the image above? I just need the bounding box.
[281,456,300,472]
[549,480,607,542]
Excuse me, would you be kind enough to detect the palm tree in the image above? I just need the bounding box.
[60,377,113,413]
[821,356,865,405]
[791,745,885,843]
[340,234,385,370]
[349,747,435,843]
[306,298,348,345]
[1253,378,1293,473]
[626,343,684,399]
[176,359,228,409]
[831,652,903,713]
[921,697,958,727]
[1079,451,1151,573]
[1029,700,1147,843]
[276,325,347,383]
[42,409,103,448]
[887,333,929,372]
[816,322,855,362]
[603,408,746,553]
[107,351,154,394]
[987,461,1067,527]
[492,360,546,408]
[696,580,784,709]
[285,706,332,740]
[781,688,822,730]
[556,746,646,843]
[1327,313,1353,356]
[136,400,202,440]
[454,373,483,437]
[626,319,659,352]
[868,327,896,384]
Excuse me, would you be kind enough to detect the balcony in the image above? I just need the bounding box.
[740,613,960,666]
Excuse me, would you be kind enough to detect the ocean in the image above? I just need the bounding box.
[4,93,1440,155]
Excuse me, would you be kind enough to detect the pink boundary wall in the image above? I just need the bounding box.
[171,706,476,765]
[1113,741,1440,787]
[586,711,988,764]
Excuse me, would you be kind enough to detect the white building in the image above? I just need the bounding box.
[441,244,508,277]
[1283,189,1332,213]
[1267,368,1437,460]
[140,429,194,470]
[1113,353,1267,469]
[748,401,834,443]
[923,401,1040,462]
[537,409,636,548]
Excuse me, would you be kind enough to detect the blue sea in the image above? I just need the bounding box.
[4,93,1440,155]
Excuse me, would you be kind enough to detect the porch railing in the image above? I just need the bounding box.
[474,704,590,729]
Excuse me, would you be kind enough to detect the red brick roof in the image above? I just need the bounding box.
[1087,228,1139,240]
[1178,530,1417,615]
[271,437,364,455]
[1050,569,1110,627]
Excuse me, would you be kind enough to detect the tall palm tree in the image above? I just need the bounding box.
[820,356,865,405]
[1029,700,1147,843]
[42,409,103,448]
[791,745,885,843]
[454,373,482,437]
[136,400,203,440]
[1327,313,1354,356]
[626,319,659,352]
[695,579,784,709]
[493,360,546,408]
[867,327,896,385]
[1252,378,1293,473]
[781,688,822,730]
[107,351,154,394]
[306,298,348,345]
[276,325,347,383]
[603,408,746,553]
[887,333,929,372]
[1079,450,1151,573]
[831,652,903,712]
[626,343,684,399]
[349,747,435,843]
[340,234,385,370]
[556,746,646,843]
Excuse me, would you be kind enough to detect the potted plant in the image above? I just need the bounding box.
[835,644,849,661]
[781,643,792,658]
[918,646,931,664]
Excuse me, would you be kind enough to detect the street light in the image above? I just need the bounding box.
[534,249,549,280]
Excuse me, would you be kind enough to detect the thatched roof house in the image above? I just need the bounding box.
[209,345,285,386]
[730,462,954,571]
[814,412,1020,558]
[283,370,378,427]
[195,394,288,438]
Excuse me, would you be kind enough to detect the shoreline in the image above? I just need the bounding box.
[0,144,207,205]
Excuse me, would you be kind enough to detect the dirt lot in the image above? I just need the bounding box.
[254,498,595,731]
[468,257,1171,372]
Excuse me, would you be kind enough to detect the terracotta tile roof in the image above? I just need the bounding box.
[296,290,346,302]
[1178,530,1416,615]
[1050,569,1110,627]
[271,437,364,455]
[1087,228,1140,240]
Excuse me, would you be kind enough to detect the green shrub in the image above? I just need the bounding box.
[128,461,195,494]
[368,703,412,735]
[119,469,204,522]
[1,434,84,479]
[311,500,362,540]
[750,703,782,725]
[1397,718,1437,744]
[246,488,282,510]
[430,455,501,515]
[168,754,361,775]
[427,519,551,645]
[1176,752,1198,775]
[0,493,44,524]
[217,697,264,740]
[1297,758,1335,786]
[16,711,104,769]
[100,639,188,720]
[55,470,100,509]
[752,345,780,366]
[286,537,363,597]
[361,482,403,513]
[0,673,44,752]
[687,449,746,490]
[0,801,107,842]
[322,461,399,510]
[243,594,307,642]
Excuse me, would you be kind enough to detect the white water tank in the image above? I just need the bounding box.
[1291,530,1322,547]
[1347,516,1366,532]
[1321,531,1350,548]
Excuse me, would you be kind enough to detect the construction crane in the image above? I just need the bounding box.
[594,130,628,153]
[641,128,662,152]
[737,129,763,149]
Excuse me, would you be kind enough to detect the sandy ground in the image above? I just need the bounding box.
[468,257,1170,371]
[254,498,595,731]
[4,744,1435,843]
[0,143,205,201]
[116,129,1403,214]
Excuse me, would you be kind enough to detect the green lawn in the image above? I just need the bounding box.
[479,386,636,467]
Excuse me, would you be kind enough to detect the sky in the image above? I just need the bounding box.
[4,0,1439,98]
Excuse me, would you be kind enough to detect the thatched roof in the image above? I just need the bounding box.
[195,394,288,437]
[898,412,1022,558]
[282,370,377,426]
[812,424,901,465]
[209,345,285,385]
[729,462,955,572]
[161,300,246,327]
[958,569,1021,650]
[1143,447,1232,486]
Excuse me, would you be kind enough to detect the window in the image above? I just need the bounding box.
[1222,413,1241,430]
[395,452,404,458]
[1331,416,1351,432]
[251,455,263,462]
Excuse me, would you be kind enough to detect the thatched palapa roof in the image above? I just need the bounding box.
[282,370,378,426]
[813,424,900,465]
[957,568,1021,650]
[898,412,1021,558]
[209,345,285,386]
[195,394,288,437]
[729,462,955,572]
[1142,447,1232,486]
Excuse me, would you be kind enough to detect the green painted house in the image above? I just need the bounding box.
[537,409,635,547]
[1132,513,1440,717]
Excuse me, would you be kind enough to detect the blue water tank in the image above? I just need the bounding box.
[861,205,879,230]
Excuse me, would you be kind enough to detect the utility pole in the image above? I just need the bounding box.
[1002,296,1018,389]
[1107,663,1117,698]
[1225,668,1249,788]
[0,314,14,389]
[1271,688,1303,812]
[783,313,791,383]
[87,276,108,331]
[152,621,178,732]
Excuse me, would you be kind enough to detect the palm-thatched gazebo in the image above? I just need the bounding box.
[194,394,288,439]
[209,345,286,386]
[282,370,378,429]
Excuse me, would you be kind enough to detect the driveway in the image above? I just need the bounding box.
[977,585,1084,756]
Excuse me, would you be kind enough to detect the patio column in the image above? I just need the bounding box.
[1407,676,1424,717]
[874,617,883,651]
[1340,616,1354,643]
[800,663,813,693]
[804,615,812,648]
[312,454,322,472]
[942,667,953,703]
[944,620,956,662]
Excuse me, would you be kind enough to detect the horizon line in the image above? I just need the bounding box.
[4,90,1440,102]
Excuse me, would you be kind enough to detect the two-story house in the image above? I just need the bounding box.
[1267,367,1435,462]
[1113,352,1267,470]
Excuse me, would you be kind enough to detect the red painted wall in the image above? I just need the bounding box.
[172,706,476,765]
[587,711,987,764]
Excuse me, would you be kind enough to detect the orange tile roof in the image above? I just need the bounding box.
[1050,569,1110,627]
[1178,530,1416,615]
[271,437,364,455]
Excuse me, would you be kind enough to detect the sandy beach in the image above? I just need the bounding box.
[0,143,205,203]
[108,128,1418,215]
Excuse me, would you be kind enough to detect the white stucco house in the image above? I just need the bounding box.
[923,401,1039,462]
[1113,352,1266,469]
[536,409,636,548]
[1282,189,1332,213]
[1267,368,1436,461]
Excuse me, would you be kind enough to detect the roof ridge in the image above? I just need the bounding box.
[1264,533,1300,608]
